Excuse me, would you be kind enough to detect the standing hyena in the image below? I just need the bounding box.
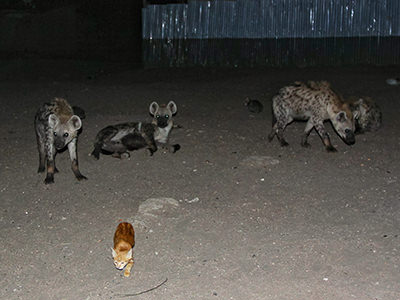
[35,97,87,184]
[90,101,180,160]
[268,81,356,152]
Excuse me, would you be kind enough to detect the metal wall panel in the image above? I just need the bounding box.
[142,0,400,66]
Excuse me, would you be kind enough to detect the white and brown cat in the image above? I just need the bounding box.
[112,222,135,277]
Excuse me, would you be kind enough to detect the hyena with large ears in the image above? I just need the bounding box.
[35,97,87,184]
[268,81,356,152]
[149,100,180,153]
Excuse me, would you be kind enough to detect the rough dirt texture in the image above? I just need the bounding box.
[1,60,399,300]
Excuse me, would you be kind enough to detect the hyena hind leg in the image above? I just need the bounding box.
[301,119,314,148]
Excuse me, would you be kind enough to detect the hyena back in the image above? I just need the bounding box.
[268,81,356,152]
[90,122,157,159]
[90,100,180,160]
[35,97,86,184]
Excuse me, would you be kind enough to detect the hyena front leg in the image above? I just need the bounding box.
[44,142,56,184]
[314,122,337,152]
[269,115,291,147]
[68,138,87,181]
[158,141,180,153]
[142,135,158,156]
[36,135,46,173]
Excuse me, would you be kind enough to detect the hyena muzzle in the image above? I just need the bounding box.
[268,81,356,152]
[35,97,87,184]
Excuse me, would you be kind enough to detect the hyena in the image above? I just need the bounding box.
[268,81,356,152]
[35,97,87,184]
[348,97,382,134]
[90,101,180,160]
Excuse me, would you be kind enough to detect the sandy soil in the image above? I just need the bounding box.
[0,59,399,300]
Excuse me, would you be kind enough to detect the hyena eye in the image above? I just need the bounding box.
[156,115,160,119]
[63,132,69,138]
[53,132,57,136]
[165,115,169,118]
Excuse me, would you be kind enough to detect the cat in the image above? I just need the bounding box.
[112,222,135,277]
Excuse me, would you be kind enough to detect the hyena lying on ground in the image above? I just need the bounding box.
[348,97,382,134]
[35,97,87,184]
[90,101,180,159]
[268,81,356,152]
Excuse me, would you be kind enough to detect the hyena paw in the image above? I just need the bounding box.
[90,152,100,160]
[301,141,311,148]
[54,167,59,173]
[326,145,337,152]
[76,174,88,181]
[120,152,130,159]
[280,140,289,147]
[172,144,181,153]
[44,177,54,184]
[148,149,156,156]
[37,166,45,173]
[267,134,274,142]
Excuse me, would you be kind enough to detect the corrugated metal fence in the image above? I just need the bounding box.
[142,0,400,67]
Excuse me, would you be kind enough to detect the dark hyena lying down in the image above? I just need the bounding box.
[90,101,180,159]
[35,97,87,184]
[268,81,356,152]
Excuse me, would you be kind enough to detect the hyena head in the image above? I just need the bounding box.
[111,248,132,270]
[352,98,382,133]
[149,101,177,128]
[329,103,356,145]
[48,114,82,150]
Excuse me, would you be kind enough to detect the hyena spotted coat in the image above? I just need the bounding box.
[348,97,382,134]
[90,101,180,160]
[268,81,356,152]
[35,97,86,184]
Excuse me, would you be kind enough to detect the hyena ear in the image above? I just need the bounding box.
[69,115,82,131]
[48,114,59,128]
[126,248,133,259]
[149,101,159,116]
[336,111,347,122]
[111,248,117,258]
[168,101,177,115]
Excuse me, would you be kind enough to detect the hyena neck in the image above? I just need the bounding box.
[154,122,173,143]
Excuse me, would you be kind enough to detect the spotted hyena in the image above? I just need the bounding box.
[35,97,87,184]
[348,97,382,134]
[268,81,356,152]
[90,101,180,160]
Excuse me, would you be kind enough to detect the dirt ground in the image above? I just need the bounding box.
[0,59,399,300]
